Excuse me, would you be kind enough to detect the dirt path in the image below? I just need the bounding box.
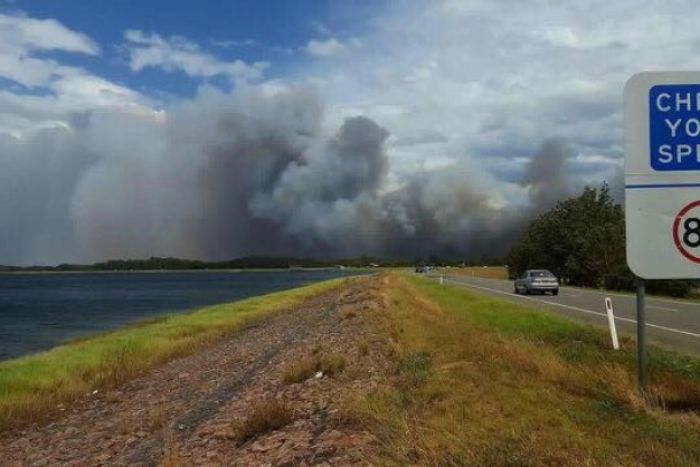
[0,276,389,466]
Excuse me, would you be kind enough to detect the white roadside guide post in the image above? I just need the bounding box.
[604,297,619,350]
[624,72,700,396]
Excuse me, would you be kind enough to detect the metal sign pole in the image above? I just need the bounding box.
[636,279,647,396]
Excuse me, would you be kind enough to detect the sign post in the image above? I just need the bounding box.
[624,72,700,396]
[636,280,647,393]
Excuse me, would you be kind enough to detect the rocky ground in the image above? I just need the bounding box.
[0,276,389,466]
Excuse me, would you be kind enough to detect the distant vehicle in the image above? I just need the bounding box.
[415,266,428,273]
[514,269,559,295]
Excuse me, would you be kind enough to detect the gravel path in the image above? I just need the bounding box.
[0,276,388,466]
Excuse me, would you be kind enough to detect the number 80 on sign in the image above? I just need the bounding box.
[673,200,700,264]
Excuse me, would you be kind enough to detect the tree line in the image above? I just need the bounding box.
[507,183,696,297]
[0,255,405,272]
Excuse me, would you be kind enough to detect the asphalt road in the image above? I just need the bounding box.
[437,274,700,356]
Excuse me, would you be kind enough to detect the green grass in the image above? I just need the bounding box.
[409,274,700,384]
[0,277,347,431]
[346,273,700,466]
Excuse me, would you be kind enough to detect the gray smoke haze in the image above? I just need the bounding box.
[520,139,573,207]
[0,86,578,265]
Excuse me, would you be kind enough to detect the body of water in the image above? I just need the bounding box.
[0,270,359,361]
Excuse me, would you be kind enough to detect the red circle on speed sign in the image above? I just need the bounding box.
[673,200,700,264]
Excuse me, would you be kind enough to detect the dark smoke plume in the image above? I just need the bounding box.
[520,139,573,207]
[0,86,578,265]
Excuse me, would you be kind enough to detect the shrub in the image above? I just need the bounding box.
[232,398,294,444]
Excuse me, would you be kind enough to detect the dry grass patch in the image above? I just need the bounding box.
[441,266,509,280]
[653,373,700,411]
[148,406,165,432]
[359,340,369,356]
[317,353,347,376]
[232,398,294,445]
[281,352,348,384]
[158,434,183,467]
[345,273,700,466]
[281,357,318,384]
[341,308,358,320]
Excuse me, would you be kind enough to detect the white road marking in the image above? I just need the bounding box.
[454,275,698,308]
[648,305,679,312]
[442,277,700,340]
[558,285,695,308]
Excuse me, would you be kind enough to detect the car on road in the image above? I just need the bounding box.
[514,269,559,295]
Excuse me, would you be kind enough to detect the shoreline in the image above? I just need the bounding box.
[0,267,372,275]
[0,270,371,363]
[0,276,351,431]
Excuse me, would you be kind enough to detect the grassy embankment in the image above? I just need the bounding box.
[438,266,509,280]
[348,273,700,465]
[0,277,348,431]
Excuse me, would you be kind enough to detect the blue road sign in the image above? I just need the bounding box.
[625,72,700,280]
[649,84,700,171]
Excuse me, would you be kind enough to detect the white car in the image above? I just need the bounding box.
[514,269,559,295]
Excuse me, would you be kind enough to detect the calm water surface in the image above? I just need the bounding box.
[0,270,360,361]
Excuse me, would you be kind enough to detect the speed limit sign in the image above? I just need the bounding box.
[625,72,700,279]
[673,201,700,264]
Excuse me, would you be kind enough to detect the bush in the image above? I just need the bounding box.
[232,398,294,444]
[648,280,694,298]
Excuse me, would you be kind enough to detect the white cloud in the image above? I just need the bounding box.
[304,0,700,195]
[0,72,148,137]
[124,30,268,84]
[310,21,331,36]
[0,13,149,137]
[271,45,295,55]
[50,67,142,109]
[0,53,57,88]
[0,13,99,88]
[210,38,259,49]
[305,37,347,57]
[0,13,98,55]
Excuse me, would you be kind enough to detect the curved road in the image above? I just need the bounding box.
[438,274,700,356]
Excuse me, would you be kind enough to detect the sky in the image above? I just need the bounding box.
[1,0,699,265]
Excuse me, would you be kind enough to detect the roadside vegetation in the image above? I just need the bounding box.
[346,273,700,465]
[0,277,347,431]
[507,183,697,297]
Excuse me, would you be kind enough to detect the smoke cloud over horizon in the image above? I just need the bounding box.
[0,87,583,266]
